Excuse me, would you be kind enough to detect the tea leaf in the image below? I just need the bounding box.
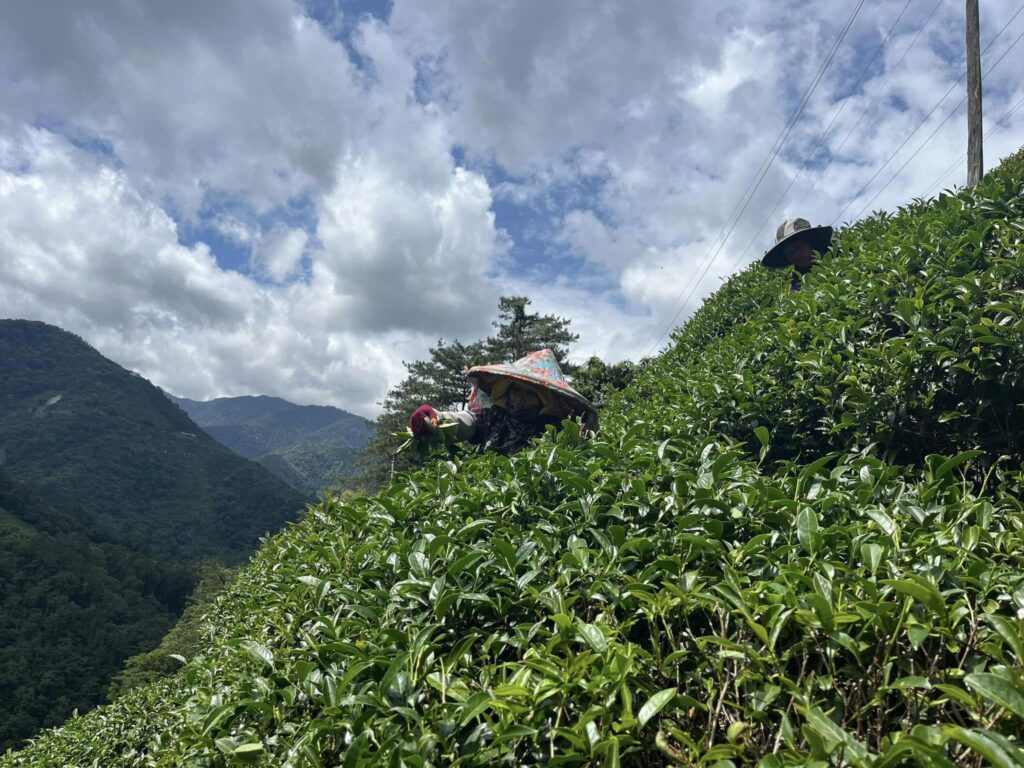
[638,688,677,728]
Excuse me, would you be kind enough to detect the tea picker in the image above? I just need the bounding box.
[407,348,598,456]
[761,218,834,291]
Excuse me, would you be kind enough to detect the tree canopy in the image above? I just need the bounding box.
[483,296,578,365]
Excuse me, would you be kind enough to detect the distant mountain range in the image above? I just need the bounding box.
[0,319,306,750]
[170,395,374,494]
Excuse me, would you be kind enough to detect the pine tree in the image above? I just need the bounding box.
[484,297,578,366]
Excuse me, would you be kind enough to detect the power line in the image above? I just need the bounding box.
[639,0,866,357]
[728,0,916,272]
[923,94,1024,195]
[851,23,1024,220]
[833,1,1024,225]
[791,0,944,212]
[921,92,1024,197]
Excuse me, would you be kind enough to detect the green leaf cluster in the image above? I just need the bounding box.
[570,357,640,406]
[635,159,1024,471]
[107,561,238,700]
[7,150,1024,766]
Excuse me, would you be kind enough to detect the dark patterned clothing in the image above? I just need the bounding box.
[437,405,562,455]
[790,265,813,292]
[472,404,562,454]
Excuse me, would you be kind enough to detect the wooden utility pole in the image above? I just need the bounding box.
[966,0,983,186]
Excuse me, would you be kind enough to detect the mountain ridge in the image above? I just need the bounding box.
[170,393,374,494]
[0,320,308,749]
[0,320,308,561]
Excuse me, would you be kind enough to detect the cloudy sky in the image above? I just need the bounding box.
[2,0,1023,415]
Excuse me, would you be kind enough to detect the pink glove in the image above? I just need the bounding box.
[409,404,438,436]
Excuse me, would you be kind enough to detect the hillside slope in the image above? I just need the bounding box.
[0,322,308,561]
[6,151,1024,766]
[171,395,374,494]
[0,472,188,750]
[0,322,308,749]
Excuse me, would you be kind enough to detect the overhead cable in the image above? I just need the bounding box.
[851,23,1024,220]
[639,0,866,357]
[728,0,916,272]
[921,92,1024,197]
[790,0,944,213]
[833,1,1024,225]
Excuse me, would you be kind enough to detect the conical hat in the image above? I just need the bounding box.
[762,217,834,268]
[467,349,594,415]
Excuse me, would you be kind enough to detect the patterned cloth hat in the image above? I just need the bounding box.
[761,217,834,268]
[467,349,594,417]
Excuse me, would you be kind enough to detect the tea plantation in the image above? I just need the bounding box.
[5,149,1024,766]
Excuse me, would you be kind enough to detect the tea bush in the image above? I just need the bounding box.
[5,150,1024,767]
[628,152,1024,470]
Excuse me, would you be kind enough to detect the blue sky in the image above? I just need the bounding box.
[1,0,1023,415]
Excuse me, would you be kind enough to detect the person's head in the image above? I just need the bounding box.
[466,348,597,426]
[761,218,833,272]
[783,239,815,272]
[507,383,542,407]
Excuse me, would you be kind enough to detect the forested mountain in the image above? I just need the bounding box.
[0,472,188,750]
[7,149,1024,766]
[0,320,307,750]
[171,395,373,494]
[0,321,307,561]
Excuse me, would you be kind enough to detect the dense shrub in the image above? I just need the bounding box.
[628,157,1024,471]
[6,150,1024,767]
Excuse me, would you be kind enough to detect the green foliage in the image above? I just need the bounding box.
[172,395,374,495]
[0,322,308,562]
[1,680,185,768]
[357,337,487,489]
[108,561,238,699]
[628,154,1024,471]
[384,338,488,416]
[570,356,640,405]
[0,322,306,749]
[484,296,579,365]
[7,150,1024,767]
[0,472,189,752]
[266,418,373,494]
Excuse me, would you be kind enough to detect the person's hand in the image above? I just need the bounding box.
[409,404,438,436]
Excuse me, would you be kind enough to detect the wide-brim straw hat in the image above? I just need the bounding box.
[762,217,834,268]
[467,349,595,417]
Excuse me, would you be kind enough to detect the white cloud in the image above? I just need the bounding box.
[0,0,514,415]
[399,1,1020,238]
[1,0,1023,417]
[0,128,253,331]
[391,1,739,171]
[316,154,504,335]
[0,128,497,416]
[212,214,257,245]
[253,226,309,282]
[0,0,366,215]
